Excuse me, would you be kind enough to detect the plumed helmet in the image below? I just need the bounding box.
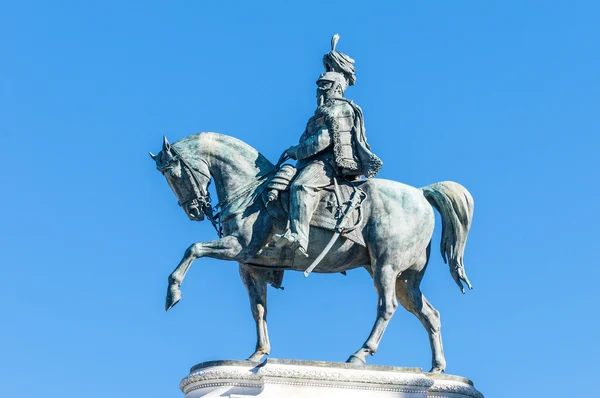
[321,34,356,87]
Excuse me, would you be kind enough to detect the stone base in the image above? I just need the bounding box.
[180,358,484,397]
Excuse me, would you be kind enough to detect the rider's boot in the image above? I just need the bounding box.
[272,229,309,257]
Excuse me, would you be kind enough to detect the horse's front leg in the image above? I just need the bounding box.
[239,264,271,362]
[166,236,243,311]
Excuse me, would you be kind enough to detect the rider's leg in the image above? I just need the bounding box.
[288,161,333,252]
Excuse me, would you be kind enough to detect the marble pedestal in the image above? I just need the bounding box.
[180,358,483,397]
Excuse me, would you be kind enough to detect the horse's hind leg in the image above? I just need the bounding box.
[347,264,399,364]
[396,251,446,372]
[239,263,271,362]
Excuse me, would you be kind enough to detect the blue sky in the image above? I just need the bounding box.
[2,1,599,397]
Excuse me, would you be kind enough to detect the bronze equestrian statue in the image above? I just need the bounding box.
[150,35,474,373]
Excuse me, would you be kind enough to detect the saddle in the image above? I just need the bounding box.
[261,164,367,247]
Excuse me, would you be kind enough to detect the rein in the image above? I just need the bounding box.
[213,172,272,214]
[165,145,273,238]
[207,173,274,237]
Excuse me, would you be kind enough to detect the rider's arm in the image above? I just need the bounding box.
[293,126,332,160]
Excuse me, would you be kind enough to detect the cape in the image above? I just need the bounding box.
[328,98,383,178]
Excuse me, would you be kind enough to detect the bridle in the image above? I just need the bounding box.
[157,146,222,237]
[158,145,276,239]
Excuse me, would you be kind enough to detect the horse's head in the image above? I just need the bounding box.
[150,136,212,222]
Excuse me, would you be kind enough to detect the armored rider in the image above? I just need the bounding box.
[274,35,382,256]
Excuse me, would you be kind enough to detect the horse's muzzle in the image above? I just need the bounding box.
[184,202,205,221]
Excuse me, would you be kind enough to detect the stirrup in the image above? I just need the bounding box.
[272,230,309,257]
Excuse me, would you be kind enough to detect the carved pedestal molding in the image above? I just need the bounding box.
[180,358,484,398]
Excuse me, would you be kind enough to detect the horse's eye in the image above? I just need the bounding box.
[169,164,182,179]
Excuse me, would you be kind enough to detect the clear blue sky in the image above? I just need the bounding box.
[2,1,599,397]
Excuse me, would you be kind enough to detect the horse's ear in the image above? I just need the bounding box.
[162,136,171,152]
[149,151,157,161]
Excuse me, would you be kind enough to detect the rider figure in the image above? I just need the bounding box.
[274,35,382,256]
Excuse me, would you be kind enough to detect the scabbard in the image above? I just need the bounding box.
[304,230,341,277]
[303,188,363,277]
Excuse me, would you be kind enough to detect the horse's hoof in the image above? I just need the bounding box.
[346,355,366,365]
[429,366,445,373]
[166,286,182,311]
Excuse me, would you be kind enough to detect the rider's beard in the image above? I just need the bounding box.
[317,94,325,106]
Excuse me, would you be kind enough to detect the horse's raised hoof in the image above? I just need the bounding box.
[346,355,366,365]
[166,285,182,311]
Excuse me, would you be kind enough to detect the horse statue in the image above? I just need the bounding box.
[150,132,474,373]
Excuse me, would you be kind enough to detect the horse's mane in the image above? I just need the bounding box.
[173,132,275,176]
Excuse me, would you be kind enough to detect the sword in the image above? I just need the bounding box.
[304,188,365,277]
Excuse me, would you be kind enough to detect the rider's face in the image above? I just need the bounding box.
[316,80,335,105]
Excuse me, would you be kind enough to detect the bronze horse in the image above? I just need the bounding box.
[151,132,474,372]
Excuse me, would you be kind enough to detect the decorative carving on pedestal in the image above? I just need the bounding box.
[180,359,484,398]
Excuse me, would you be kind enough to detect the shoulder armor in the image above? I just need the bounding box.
[324,100,354,133]
[330,100,355,116]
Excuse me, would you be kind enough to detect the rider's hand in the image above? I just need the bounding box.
[286,145,298,160]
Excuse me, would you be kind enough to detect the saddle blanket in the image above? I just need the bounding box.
[263,179,367,247]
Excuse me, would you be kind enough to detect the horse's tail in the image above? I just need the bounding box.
[421,181,474,294]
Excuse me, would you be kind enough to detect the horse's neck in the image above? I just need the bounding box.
[197,133,274,203]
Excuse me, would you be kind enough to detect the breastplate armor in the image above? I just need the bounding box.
[300,112,326,141]
[296,109,333,162]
